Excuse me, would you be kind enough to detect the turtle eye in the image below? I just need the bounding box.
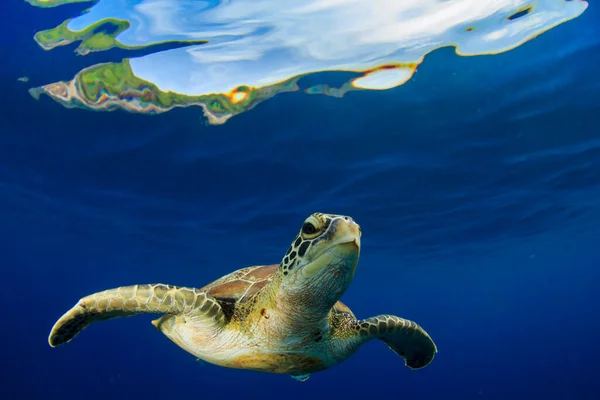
[300,215,322,239]
[302,222,317,235]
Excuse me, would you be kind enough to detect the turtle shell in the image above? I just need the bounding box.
[201,264,279,304]
[200,263,354,318]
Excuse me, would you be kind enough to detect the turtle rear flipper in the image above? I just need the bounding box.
[358,314,437,369]
[49,284,225,347]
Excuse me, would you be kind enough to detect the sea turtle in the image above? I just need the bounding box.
[49,213,437,381]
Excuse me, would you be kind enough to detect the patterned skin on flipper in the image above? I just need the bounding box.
[48,284,223,347]
[355,314,437,369]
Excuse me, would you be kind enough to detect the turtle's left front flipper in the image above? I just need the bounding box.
[358,314,437,369]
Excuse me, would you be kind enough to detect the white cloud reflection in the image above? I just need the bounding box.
[66,0,587,96]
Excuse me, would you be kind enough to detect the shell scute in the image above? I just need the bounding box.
[202,264,279,304]
[207,280,252,300]
[245,264,278,280]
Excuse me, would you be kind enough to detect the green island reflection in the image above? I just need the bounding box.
[30,60,302,125]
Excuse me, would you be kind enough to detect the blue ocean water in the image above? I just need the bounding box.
[1,2,600,399]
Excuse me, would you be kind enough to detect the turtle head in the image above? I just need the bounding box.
[277,213,361,309]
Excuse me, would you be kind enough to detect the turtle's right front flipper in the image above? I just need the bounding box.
[49,284,224,347]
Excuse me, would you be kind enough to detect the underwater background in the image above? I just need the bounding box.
[2,1,600,399]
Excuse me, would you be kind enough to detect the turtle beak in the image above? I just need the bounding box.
[338,218,361,251]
